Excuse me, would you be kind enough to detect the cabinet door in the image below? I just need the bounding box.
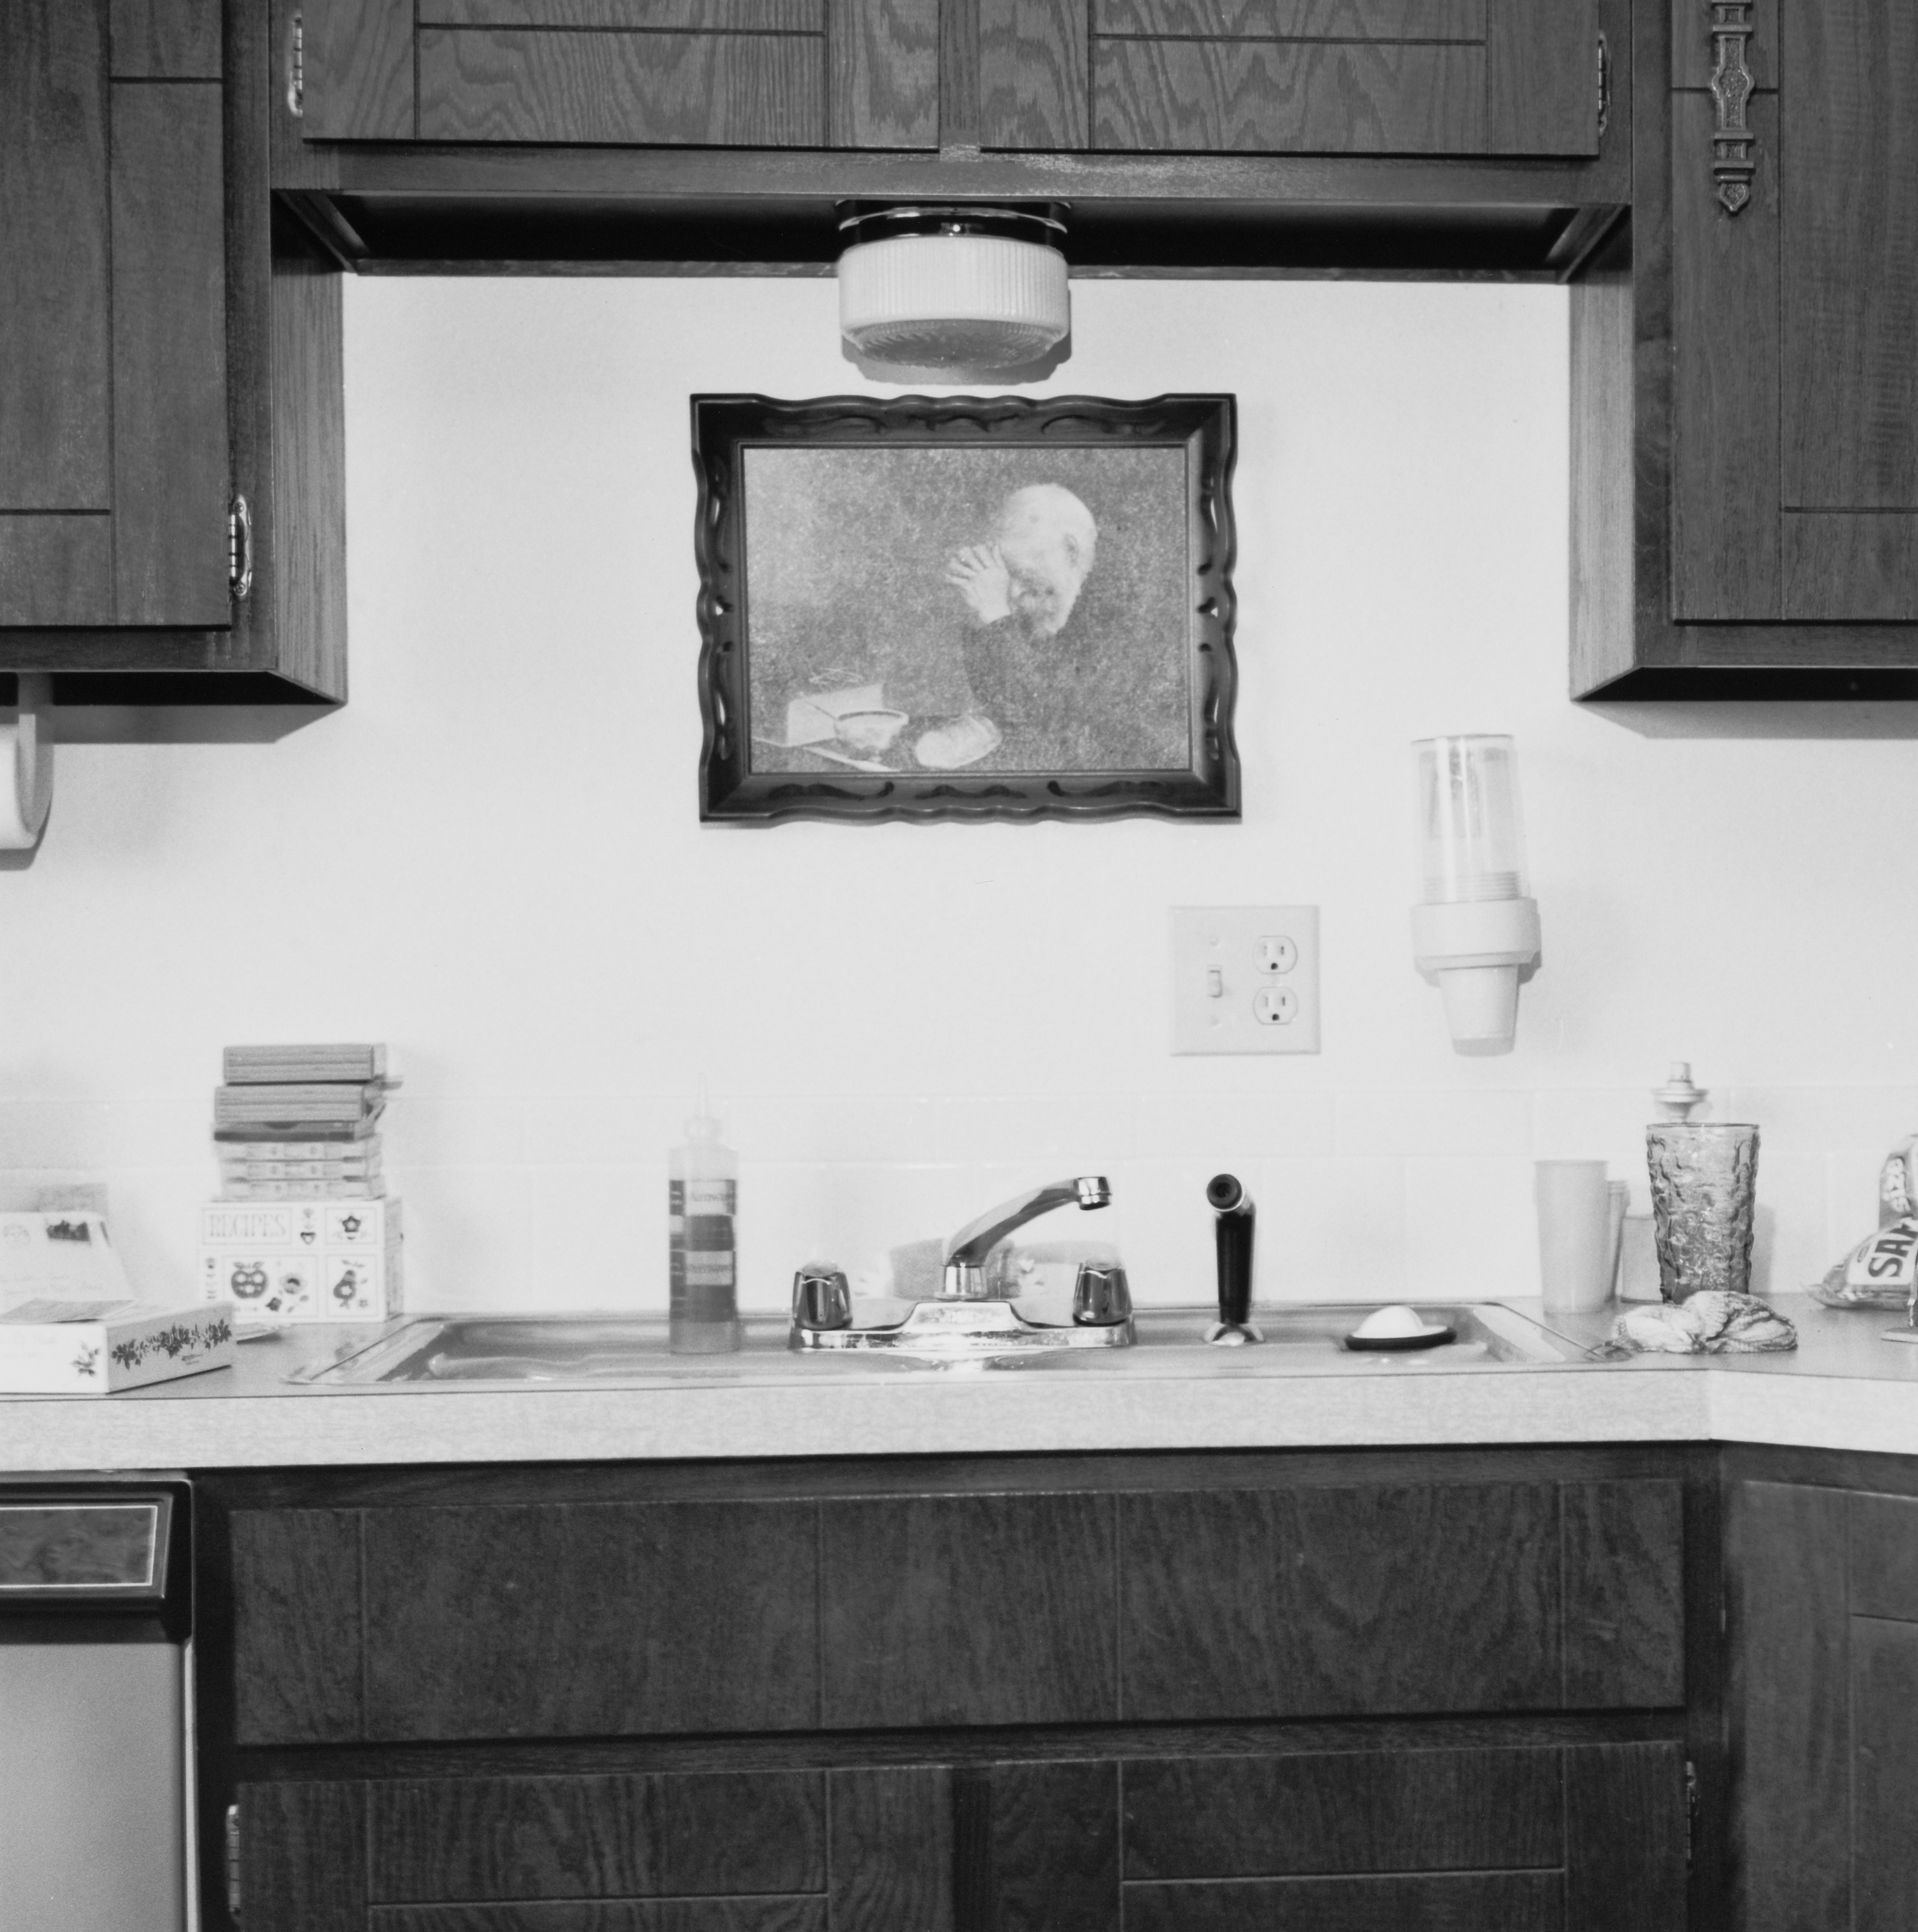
[0,0,230,630]
[979,0,1600,156]
[297,0,938,149]
[1123,1741,1684,1932]
[1671,1,1918,623]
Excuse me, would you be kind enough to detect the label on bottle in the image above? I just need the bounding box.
[670,1178,737,1315]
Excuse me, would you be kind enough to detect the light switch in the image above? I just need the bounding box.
[1171,906,1321,1055]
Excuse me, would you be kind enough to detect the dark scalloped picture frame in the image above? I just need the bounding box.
[691,392,1239,824]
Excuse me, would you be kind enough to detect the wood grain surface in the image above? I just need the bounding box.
[980,1759,1120,1929]
[979,0,1088,147]
[1122,1747,1561,1879]
[362,1501,819,1739]
[1118,1482,1559,1720]
[425,0,822,28]
[828,0,939,147]
[1091,40,1485,153]
[368,1771,825,1900]
[1782,514,1918,623]
[109,77,230,626]
[308,0,417,138]
[1124,1870,1563,1930]
[232,1508,364,1745]
[1563,1742,1686,1932]
[826,1767,954,1931]
[240,1781,369,1932]
[820,1493,1117,1728]
[1778,0,1917,520]
[1851,1490,1918,1618]
[369,1904,828,1931]
[1725,1480,1850,1932]
[418,28,826,144]
[1483,0,1595,156]
[1851,1616,1918,1932]
[1093,0,1481,39]
[1561,1479,1685,1709]
[0,518,113,627]
[0,0,111,514]
[1669,90,1780,621]
[110,0,221,76]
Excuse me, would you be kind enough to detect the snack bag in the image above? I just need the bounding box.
[1882,1135,1918,1226]
[1812,1215,1918,1309]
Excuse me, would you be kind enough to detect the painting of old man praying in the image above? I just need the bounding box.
[693,394,1238,823]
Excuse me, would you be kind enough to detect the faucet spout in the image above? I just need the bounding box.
[940,1175,1111,1300]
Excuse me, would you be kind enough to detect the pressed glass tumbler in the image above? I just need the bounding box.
[1646,1122,1759,1300]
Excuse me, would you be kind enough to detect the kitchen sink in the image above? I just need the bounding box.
[288,1302,1593,1388]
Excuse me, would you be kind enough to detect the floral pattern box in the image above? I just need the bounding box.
[0,1299,236,1394]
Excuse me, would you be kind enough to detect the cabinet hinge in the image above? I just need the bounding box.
[287,12,305,118]
[1595,32,1610,139]
[228,494,253,602]
[1684,1759,1699,1873]
[225,1801,243,1922]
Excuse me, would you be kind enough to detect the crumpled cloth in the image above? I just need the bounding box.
[1602,1291,1798,1356]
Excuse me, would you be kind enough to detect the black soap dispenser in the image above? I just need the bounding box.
[1206,1173,1261,1344]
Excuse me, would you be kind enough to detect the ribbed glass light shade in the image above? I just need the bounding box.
[838,232,1069,369]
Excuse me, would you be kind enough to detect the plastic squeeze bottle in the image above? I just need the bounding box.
[669,1096,740,1354]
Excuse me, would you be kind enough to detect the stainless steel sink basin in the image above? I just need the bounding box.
[288,1302,1592,1388]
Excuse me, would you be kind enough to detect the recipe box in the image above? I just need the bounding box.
[0,1300,236,1394]
[198,1198,404,1325]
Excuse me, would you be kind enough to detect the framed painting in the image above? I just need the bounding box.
[691,393,1239,822]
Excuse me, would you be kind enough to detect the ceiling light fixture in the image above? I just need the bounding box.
[836,203,1070,374]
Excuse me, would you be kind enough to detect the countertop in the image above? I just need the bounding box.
[5,1294,1917,1471]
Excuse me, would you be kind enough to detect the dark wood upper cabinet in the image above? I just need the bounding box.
[1571,0,1918,696]
[0,0,346,701]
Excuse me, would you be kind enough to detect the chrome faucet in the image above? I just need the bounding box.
[941,1175,1111,1300]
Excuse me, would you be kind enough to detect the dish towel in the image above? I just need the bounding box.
[1603,1291,1798,1356]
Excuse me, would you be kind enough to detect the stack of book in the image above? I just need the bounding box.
[214,1042,390,1200]
[201,1044,404,1326]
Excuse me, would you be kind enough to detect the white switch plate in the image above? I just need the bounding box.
[1172,906,1321,1054]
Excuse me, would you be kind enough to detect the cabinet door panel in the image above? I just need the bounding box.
[368,1772,825,1902]
[362,1501,819,1739]
[306,0,416,138]
[1563,1742,1686,1932]
[1483,0,1595,156]
[239,1781,369,1932]
[1124,1870,1562,1931]
[827,0,939,147]
[417,28,826,144]
[1091,0,1482,39]
[1850,1490,1918,1618]
[1852,1616,1918,1932]
[819,1493,1116,1728]
[979,0,1089,148]
[1561,1479,1685,1708]
[1726,1479,1851,1932]
[1120,1482,1559,1720]
[111,0,222,77]
[1123,1747,1561,1880]
[425,0,822,23]
[371,1904,827,1930]
[0,520,114,627]
[1669,88,1781,621]
[0,1,111,515]
[1778,2,1918,518]
[232,1507,365,1747]
[109,77,229,624]
[1092,39,1484,153]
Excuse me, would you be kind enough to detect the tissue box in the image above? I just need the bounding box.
[198,1198,404,1325]
[0,1300,236,1394]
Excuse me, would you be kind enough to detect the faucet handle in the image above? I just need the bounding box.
[791,1264,851,1332]
[1072,1260,1133,1327]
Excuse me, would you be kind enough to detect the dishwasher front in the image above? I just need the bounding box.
[0,1477,194,1932]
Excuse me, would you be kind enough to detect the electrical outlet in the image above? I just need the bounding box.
[1172,907,1321,1054]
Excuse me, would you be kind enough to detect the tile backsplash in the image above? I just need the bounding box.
[6,275,1917,1318]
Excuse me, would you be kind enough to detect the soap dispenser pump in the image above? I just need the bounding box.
[669,1090,740,1354]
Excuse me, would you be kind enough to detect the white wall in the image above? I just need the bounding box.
[5,274,1914,1313]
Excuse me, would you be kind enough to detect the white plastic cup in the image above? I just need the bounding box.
[1535,1160,1617,1314]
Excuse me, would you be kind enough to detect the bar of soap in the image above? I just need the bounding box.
[1349,1303,1446,1341]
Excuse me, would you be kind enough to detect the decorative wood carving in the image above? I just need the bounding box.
[1707,1,1756,214]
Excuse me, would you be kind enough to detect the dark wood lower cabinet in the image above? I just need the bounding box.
[207,1450,1698,1932]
